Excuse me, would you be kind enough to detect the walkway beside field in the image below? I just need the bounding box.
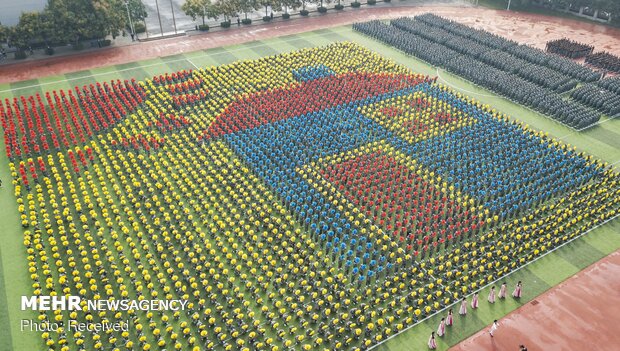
[2,3,620,84]
[450,249,620,351]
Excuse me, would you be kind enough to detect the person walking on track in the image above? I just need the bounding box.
[490,319,499,337]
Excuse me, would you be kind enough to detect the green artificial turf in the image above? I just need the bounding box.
[0,24,618,351]
[375,220,620,351]
[0,114,38,351]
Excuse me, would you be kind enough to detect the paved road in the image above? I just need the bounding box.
[2,1,620,84]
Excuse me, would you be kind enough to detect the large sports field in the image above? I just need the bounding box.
[0,23,619,351]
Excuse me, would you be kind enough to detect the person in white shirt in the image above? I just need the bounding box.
[489,319,499,337]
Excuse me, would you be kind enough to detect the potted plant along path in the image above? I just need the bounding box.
[280,0,297,19]
[240,0,253,26]
[134,22,146,34]
[182,0,218,31]
[214,0,236,27]
[4,0,151,60]
[335,0,344,10]
[351,1,361,8]
[317,0,329,13]
[260,0,273,21]
[300,0,310,16]
[367,0,377,5]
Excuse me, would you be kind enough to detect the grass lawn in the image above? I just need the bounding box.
[0,24,618,351]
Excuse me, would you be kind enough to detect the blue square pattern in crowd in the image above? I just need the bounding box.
[222,82,600,279]
[388,105,600,219]
[225,104,393,281]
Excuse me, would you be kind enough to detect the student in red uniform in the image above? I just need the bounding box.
[471,292,479,309]
[428,331,437,349]
[437,317,446,337]
[499,282,507,299]
[446,309,454,326]
[459,297,467,315]
[488,286,496,303]
[513,281,523,298]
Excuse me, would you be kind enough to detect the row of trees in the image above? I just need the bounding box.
[182,0,349,26]
[0,0,147,52]
[540,0,620,11]
[524,1,620,21]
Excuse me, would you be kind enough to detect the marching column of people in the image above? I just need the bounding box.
[428,281,523,349]
[546,38,594,59]
[586,51,620,74]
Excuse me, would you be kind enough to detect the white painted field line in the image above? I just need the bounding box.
[560,117,615,139]
[560,116,618,139]
[436,68,498,98]
[186,58,199,70]
[368,210,620,350]
[0,26,352,95]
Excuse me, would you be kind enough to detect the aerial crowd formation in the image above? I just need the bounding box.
[545,38,620,74]
[0,36,619,351]
[545,38,594,59]
[354,14,620,129]
[585,52,620,74]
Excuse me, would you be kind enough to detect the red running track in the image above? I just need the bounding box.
[1,4,620,84]
[449,249,620,351]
